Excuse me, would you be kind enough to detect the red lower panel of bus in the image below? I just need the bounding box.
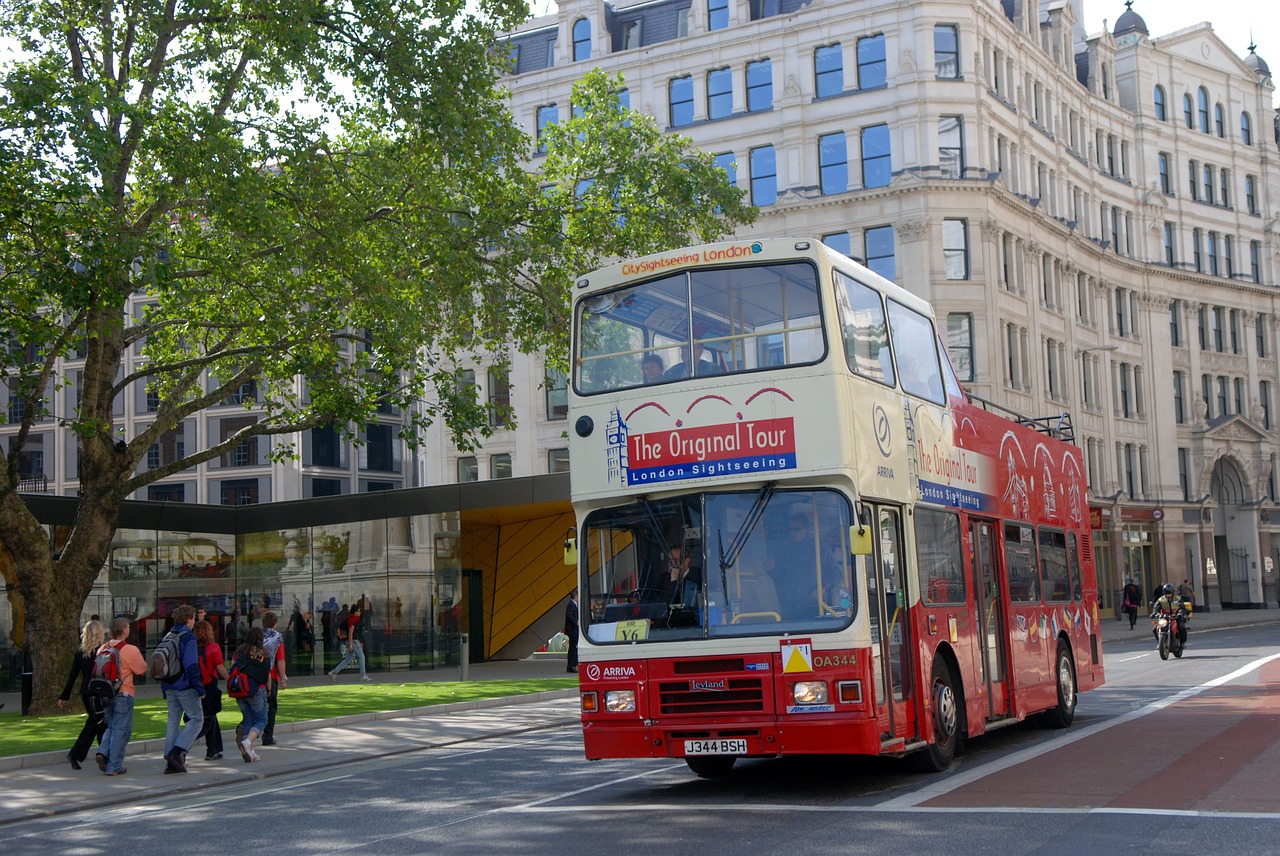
[582,717,885,761]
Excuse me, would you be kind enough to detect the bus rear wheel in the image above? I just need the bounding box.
[1041,643,1077,728]
[685,755,736,779]
[914,659,959,772]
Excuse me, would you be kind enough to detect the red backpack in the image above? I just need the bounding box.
[85,642,124,706]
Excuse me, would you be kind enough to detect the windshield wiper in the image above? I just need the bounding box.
[717,482,775,574]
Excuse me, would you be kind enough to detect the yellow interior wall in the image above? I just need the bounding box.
[459,509,576,658]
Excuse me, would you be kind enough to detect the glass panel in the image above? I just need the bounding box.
[1005,523,1040,602]
[669,76,693,127]
[750,144,776,205]
[747,59,772,112]
[815,43,843,97]
[857,34,886,88]
[861,124,891,188]
[888,300,944,403]
[835,269,894,385]
[917,509,964,603]
[1039,527,1071,602]
[575,261,824,394]
[581,489,852,643]
[864,225,895,281]
[707,67,733,119]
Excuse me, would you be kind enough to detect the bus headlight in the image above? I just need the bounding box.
[792,681,828,705]
[605,689,636,712]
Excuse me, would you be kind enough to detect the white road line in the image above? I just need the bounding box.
[876,652,1280,810]
[1112,653,1153,662]
[507,802,1280,821]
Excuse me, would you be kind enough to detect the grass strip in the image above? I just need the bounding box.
[0,677,577,758]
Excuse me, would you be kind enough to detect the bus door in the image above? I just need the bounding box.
[970,519,1009,720]
[867,506,913,742]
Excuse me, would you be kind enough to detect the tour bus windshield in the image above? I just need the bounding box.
[580,488,855,642]
[575,260,825,394]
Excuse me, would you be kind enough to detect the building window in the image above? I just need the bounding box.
[1174,371,1186,423]
[536,104,557,153]
[1242,111,1253,145]
[1258,314,1269,357]
[748,0,780,20]
[1215,102,1225,137]
[1183,93,1193,128]
[938,115,963,179]
[750,145,776,206]
[219,415,258,468]
[548,448,570,473]
[934,25,959,78]
[1201,374,1212,418]
[1216,376,1228,415]
[822,231,851,257]
[860,123,891,188]
[488,368,511,428]
[714,151,737,186]
[1246,175,1258,214]
[857,34,886,89]
[746,59,772,112]
[1178,448,1191,501]
[220,478,259,506]
[456,456,478,483]
[310,423,342,468]
[946,313,973,381]
[1153,84,1166,120]
[706,67,732,120]
[668,76,693,127]
[1188,160,1198,200]
[708,0,728,31]
[1163,222,1176,266]
[1261,381,1272,428]
[814,43,843,97]
[1224,236,1235,278]
[310,477,343,497]
[1251,241,1262,283]
[490,453,512,480]
[1203,163,1214,204]
[1212,306,1225,351]
[572,18,591,62]
[1197,86,1209,133]
[1220,168,1230,207]
[863,225,895,281]
[818,132,847,195]
[364,423,396,472]
[1207,231,1219,275]
[1192,228,1202,272]
[148,483,186,502]
[942,219,969,280]
[545,368,568,420]
[616,20,640,49]
[1158,152,1170,194]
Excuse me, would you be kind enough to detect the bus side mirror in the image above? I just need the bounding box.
[564,528,579,566]
[849,525,873,556]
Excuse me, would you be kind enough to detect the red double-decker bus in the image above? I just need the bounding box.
[566,239,1104,776]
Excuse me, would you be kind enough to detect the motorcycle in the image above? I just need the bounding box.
[1152,605,1188,660]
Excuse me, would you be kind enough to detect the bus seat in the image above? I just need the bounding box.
[732,572,781,623]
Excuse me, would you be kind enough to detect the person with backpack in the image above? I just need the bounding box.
[228,627,271,762]
[260,611,288,745]
[158,604,205,774]
[193,619,228,760]
[328,602,371,682]
[96,617,147,776]
[57,620,107,770]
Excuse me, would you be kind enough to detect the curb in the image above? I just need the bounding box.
[0,688,577,773]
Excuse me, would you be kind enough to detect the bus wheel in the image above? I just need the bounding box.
[1041,643,1077,729]
[914,660,958,772]
[685,755,736,779]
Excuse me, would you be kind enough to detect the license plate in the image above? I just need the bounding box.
[683,738,747,756]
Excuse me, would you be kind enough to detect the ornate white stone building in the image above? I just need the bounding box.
[493,0,1280,610]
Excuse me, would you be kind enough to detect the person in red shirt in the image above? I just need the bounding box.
[98,617,147,775]
[328,603,370,681]
[193,619,228,759]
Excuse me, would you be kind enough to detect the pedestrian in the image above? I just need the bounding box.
[1178,578,1196,606]
[328,602,371,681]
[1122,577,1142,630]
[564,590,579,673]
[57,619,107,770]
[160,604,205,774]
[98,617,147,776]
[260,611,288,745]
[194,619,227,760]
[230,627,271,762]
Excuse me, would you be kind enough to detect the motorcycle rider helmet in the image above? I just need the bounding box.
[1162,583,1175,596]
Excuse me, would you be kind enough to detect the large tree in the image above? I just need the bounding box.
[0,0,754,713]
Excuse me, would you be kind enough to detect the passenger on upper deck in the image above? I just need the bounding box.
[663,343,723,380]
[641,354,665,384]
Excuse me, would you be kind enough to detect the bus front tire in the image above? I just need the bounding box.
[685,755,737,779]
[914,659,959,772]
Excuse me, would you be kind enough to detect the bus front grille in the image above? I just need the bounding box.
[658,678,765,715]
[672,658,745,674]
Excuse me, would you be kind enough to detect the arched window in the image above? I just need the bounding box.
[572,18,591,62]
[1242,112,1253,146]
[1197,87,1209,133]
[1153,85,1167,120]
[1215,103,1225,137]
[1183,93,1194,128]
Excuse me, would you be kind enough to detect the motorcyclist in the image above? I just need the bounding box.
[1152,583,1188,647]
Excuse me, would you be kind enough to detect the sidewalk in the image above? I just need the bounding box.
[0,607,1274,827]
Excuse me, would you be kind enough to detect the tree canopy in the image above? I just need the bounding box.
[0,0,754,712]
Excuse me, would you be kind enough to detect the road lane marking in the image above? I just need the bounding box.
[504,801,1280,820]
[1112,653,1153,662]
[876,652,1280,810]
